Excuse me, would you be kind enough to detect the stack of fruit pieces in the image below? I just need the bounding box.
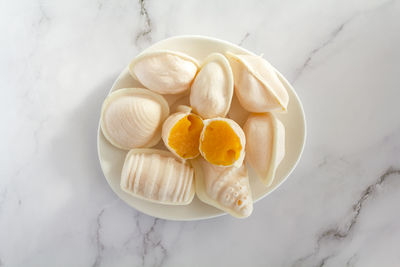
[100,49,288,218]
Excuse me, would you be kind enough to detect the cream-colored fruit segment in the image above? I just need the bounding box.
[192,157,253,218]
[129,50,199,94]
[190,53,233,118]
[243,113,285,186]
[226,52,289,113]
[120,149,195,205]
[100,88,169,150]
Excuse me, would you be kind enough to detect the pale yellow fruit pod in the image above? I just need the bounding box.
[100,88,169,150]
[129,50,200,94]
[120,148,195,205]
[192,157,253,218]
[243,113,285,187]
[226,52,289,113]
[190,53,234,119]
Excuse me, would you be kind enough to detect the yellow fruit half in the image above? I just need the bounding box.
[162,106,204,160]
[199,118,245,167]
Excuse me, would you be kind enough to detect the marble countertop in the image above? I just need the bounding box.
[1,0,400,266]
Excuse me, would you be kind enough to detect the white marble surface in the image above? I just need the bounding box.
[1,0,400,266]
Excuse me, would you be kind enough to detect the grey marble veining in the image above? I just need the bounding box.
[1,0,400,266]
[292,168,400,267]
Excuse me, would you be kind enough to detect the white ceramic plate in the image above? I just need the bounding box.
[97,35,306,221]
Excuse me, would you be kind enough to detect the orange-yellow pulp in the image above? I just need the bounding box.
[200,120,242,166]
[168,114,204,159]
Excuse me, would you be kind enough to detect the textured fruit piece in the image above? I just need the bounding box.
[120,149,195,205]
[243,113,285,186]
[193,157,253,218]
[101,88,169,150]
[129,50,199,94]
[190,53,233,119]
[226,52,289,113]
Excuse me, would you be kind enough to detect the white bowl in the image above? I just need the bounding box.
[97,35,306,221]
